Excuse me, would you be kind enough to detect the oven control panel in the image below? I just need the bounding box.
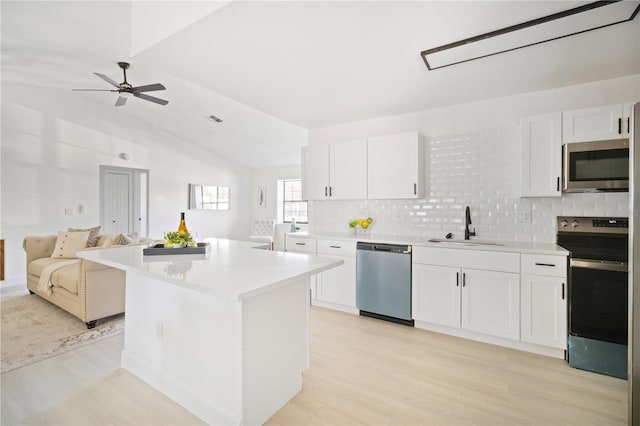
[557,216,628,234]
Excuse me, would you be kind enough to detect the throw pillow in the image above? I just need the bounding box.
[113,232,139,245]
[114,233,135,245]
[68,225,101,247]
[50,231,90,258]
[100,236,115,247]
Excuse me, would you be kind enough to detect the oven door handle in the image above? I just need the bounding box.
[570,258,628,272]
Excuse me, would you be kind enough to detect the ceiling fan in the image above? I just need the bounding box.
[73,62,168,107]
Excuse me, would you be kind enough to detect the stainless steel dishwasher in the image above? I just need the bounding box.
[356,242,413,326]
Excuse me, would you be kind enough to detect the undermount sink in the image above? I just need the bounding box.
[428,238,504,246]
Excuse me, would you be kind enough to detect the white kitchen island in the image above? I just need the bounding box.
[78,239,343,426]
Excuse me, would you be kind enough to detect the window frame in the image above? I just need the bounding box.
[281,179,308,224]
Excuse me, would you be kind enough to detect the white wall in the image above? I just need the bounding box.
[249,164,300,222]
[1,83,252,280]
[307,74,640,243]
[249,164,301,250]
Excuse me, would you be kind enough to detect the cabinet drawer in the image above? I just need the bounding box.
[286,236,317,254]
[413,246,519,273]
[317,239,356,257]
[521,254,567,277]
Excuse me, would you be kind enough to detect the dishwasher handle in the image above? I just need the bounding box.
[357,242,411,253]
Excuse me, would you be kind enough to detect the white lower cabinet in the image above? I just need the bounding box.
[520,254,567,349]
[285,235,318,302]
[461,269,520,340]
[314,239,357,312]
[316,255,356,308]
[412,264,460,328]
[413,263,519,340]
[413,247,568,357]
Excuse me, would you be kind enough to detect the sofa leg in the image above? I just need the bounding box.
[86,320,97,329]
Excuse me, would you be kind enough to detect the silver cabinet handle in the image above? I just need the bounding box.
[295,242,306,246]
[329,245,341,249]
[535,262,556,267]
[456,272,459,287]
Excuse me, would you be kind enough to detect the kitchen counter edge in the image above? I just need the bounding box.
[285,232,569,256]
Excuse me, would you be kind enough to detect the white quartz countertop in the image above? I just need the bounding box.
[78,238,343,300]
[286,231,569,255]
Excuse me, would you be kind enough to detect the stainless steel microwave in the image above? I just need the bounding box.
[562,139,629,192]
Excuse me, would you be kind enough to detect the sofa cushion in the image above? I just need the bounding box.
[50,231,89,258]
[50,263,80,294]
[28,257,80,294]
[68,226,101,247]
[28,257,72,277]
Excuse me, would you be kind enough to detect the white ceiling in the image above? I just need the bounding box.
[2,1,639,168]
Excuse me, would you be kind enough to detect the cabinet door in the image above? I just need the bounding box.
[367,131,424,199]
[412,264,460,327]
[521,113,561,197]
[521,275,567,349]
[330,139,367,200]
[317,255,356,308]
[562,104,625,143]
[302,144,330,200]
[461,269,520,340]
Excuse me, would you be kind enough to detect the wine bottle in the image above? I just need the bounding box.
[177,212,189,234]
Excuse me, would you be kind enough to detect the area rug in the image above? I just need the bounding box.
[1,289,124,373]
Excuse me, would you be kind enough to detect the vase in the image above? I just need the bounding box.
[348,227,357,236]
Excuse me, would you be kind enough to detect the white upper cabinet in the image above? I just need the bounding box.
[521,113,562,197]
[330,139,368,200]
[562,104,631,143]
[302,144,330,200]
[302,139,368,200]
[367,131,425,199]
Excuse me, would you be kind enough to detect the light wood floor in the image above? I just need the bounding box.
[1,306,627,425]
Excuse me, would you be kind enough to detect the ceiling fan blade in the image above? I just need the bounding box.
[93,72,120,88]
[134,93,169,106]
[72,89,118,92]
[115,96,127,107]
[132,83,166,93]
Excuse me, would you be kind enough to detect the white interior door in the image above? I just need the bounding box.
[102,170,131,235]
[101,166,149,237]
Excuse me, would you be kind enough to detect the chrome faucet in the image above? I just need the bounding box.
[464,206,476,240]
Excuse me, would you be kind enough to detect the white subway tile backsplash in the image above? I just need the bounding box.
[311,125,629,243]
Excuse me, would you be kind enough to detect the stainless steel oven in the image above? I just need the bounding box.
[557,216,628,379]
[562,139,629,192]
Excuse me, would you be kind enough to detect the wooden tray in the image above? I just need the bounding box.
[143,242,210,256]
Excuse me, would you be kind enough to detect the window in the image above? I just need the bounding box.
[280,179,307,223]
[189,184,230,210]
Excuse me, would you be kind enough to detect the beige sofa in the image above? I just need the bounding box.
[23,234,134,329]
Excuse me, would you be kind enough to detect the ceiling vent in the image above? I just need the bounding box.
[209,115,223,123]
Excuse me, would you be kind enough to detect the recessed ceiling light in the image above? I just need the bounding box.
[420,1,640,70]
[209,115,223,123]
